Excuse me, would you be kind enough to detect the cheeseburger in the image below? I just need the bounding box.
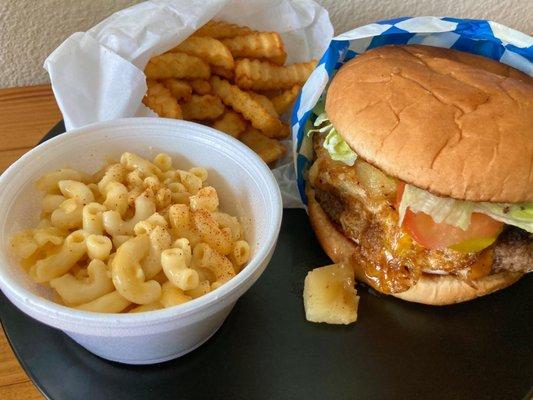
[305,45,532,305]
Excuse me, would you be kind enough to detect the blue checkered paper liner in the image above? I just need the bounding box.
[291,17,533,205]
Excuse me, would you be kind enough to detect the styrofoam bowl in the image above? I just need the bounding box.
[0,118,282,364]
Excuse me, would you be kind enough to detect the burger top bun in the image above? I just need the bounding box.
[325,44,533,203]
[306,186,523,305]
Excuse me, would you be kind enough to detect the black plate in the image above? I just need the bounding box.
[1,122,532,400]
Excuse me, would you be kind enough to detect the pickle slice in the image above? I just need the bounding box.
[449,237,496,253]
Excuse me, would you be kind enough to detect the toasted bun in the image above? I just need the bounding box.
[393,272,522,305]
[307,187,523,305]
[325,45,533,202]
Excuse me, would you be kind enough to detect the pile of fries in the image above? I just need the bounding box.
[143,20,316,165]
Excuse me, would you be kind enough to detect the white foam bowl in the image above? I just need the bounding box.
[0,118,282,364]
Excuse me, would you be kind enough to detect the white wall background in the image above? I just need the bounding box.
[0,0,531,88]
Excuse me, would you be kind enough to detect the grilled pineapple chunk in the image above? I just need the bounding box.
[303,263,359,325]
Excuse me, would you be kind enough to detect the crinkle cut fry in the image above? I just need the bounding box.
[239,127,286,164]
[211,65,235,80]
[181,94,225,120]
[145,52,210,80]
[235,59,316,90]
[189,79,212,95]
[143,80,182,119]
[212,110,247,138]
[193,20,253,39]
[210,76,286,138]
[245,93,291,137]
[172,36,234,69]
[222,32,287,65]
[161,79,192,101]
[270,84,301,115]
[247,91,278,117]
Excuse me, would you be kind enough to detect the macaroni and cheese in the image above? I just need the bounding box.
[10,152,251,313]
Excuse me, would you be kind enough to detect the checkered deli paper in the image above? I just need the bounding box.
[290,17,533,208]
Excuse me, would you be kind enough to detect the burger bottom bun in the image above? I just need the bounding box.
[306,187,523,306]
[393,272,522,305]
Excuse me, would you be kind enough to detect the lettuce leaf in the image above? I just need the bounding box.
[399,184,533,233]
[323,129,358,166]
[307,111,357,166]
[475,202,533,232]
[398,185,474,230]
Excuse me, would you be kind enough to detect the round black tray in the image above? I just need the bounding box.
[0,122,532,400]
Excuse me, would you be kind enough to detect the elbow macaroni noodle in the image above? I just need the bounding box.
[10,152,251,313]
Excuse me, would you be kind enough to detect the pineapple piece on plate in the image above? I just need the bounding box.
[303,263,359,325]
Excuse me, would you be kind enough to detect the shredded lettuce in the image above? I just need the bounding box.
[398,185,474,230]
[314,112,330,128]
[323,129,358,166]
[307,111,357,166]
[399,184,533,233]
[511,205,533,219]
[475,202,533,233]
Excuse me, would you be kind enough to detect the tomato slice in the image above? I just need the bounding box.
[395,183,504,250]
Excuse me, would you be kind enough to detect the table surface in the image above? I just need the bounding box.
[0,84,61,400]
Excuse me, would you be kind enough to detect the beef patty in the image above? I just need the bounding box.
[493,228,533,273]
